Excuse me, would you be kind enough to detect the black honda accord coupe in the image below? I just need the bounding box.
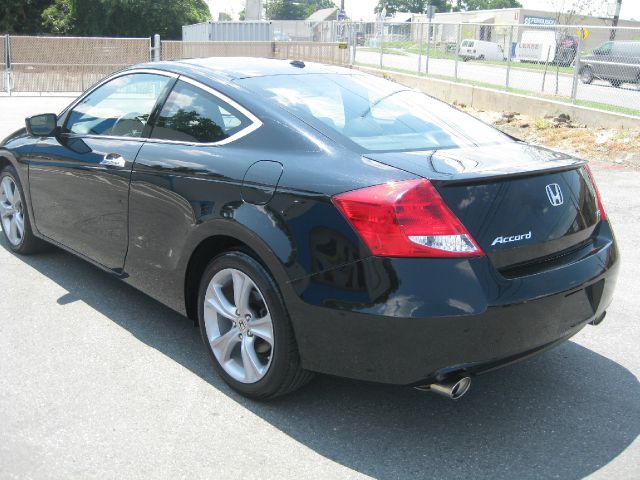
[0,58,618,399]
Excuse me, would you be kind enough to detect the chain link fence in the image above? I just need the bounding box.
[161,40,347,65]
[1,24,639,117]
[0,35,348,94]
[353,22,640,116]
[160,40,273,60]
[8,36,150,93]
[274,41,348,64]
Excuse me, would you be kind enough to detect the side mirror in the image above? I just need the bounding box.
[26,113,58,137]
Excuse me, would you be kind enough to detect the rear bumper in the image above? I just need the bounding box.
[287,221,619,385]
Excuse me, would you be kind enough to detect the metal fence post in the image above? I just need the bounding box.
[570,28,583,104]
[454,23,462,81]
[152,34,161,62]
[350,22,356,66]
[417,22,424,75]
[425,21,432,75]
[5,34,12,95]
[379,21,384,70]
[505,26,513,90]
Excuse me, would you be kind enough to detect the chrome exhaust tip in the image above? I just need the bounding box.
[414,376,472,400]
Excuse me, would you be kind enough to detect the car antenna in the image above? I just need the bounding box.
[290,60,306,68]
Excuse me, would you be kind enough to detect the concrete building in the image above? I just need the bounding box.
[411,8,640,51]
[245,0,263,21]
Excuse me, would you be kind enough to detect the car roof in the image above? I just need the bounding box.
[144,57,355,81]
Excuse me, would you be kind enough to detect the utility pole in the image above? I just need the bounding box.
[338,0,346,21]
[610,0,622,41]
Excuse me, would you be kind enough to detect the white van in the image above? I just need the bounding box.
[459,39,505,61]
[515,30,557,63]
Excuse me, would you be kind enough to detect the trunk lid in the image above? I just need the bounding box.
[365,143,601,273]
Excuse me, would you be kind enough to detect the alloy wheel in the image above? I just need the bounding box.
[0,175,25,246]
[203,268,274,384]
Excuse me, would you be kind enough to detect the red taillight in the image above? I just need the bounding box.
[332,179,484,258]
[585,165,607,221]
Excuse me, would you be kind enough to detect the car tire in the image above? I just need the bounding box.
[610,79,622,88]
[478,55,485,61]
[579,66,594,84]
[0,165,46,254]
[198,250,313,399]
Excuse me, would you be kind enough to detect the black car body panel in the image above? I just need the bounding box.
[0,58,619,387]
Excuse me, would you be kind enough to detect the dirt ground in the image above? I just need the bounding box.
[462,106,640,170]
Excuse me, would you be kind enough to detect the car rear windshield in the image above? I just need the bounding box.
[238,73,511,152]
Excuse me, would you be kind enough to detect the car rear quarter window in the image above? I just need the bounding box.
[239,73,510,153]
[64,73,171,138]
[151,80,251,144]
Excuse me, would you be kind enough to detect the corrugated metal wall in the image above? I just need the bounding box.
[182,22,274,42]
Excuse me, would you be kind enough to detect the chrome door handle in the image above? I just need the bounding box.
[100,153,126,168]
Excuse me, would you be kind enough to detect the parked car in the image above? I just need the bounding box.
[355,31,365,46]
[0,58,619,400]
[459,39,505,61]
[579,41,640,87]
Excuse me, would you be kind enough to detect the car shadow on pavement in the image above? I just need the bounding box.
[5,241,639,480]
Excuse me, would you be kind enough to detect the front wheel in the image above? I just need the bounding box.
[0,166,45,254]
[580,66,594,84]
[198,251,313,399]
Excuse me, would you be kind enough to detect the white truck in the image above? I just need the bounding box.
[515,30,557,63]
[459,39,505,61]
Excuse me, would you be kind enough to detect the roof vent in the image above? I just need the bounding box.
[290,60,306,69]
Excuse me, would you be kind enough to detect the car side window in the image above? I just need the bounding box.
[65,73,171,138]
[151,80,251,144]
[597,42,613,55]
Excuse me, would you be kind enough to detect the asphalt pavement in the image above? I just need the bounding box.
[356,50,640,111]
[1,97,639,479]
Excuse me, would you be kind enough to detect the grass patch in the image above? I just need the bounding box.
[560,98,640,117]
[535,117,551,130]
[359,47,409,56]
[358,42,575,74]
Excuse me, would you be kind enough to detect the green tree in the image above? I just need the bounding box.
[374,1,453,16]
[42,0,75,34]
[455,0,522,10]
[0,0,52,34]
[70,0,211,38]
[266,0,336,20]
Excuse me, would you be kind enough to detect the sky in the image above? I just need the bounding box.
[206,1,640,22]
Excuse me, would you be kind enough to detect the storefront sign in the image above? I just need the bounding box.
[523,16,557,26]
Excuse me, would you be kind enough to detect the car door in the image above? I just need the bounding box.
[616,43,639,82]
[123,77,264,305]
[28,71,175,271]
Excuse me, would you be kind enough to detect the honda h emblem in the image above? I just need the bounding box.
[546,183,564,207]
